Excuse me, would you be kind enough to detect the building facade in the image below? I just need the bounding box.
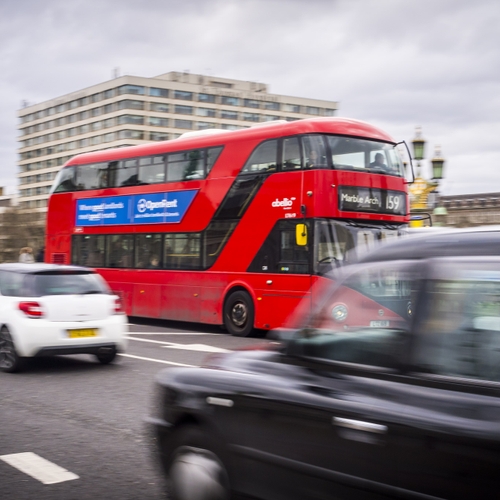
[17,71,338,215]
[439,193,500,227]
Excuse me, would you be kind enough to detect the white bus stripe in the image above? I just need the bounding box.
[118,353,195,367]
[0,452,79,485]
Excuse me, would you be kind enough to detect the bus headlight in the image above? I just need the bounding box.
[332,304,348,322]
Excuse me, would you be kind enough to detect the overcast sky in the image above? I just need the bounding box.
[1,0,499,197]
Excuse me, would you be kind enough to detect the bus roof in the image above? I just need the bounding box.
[64,117,397,167]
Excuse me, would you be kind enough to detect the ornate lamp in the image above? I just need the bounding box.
[431,146,445,180]
[412,126,426,161]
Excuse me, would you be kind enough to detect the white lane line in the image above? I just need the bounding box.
[127,331,217,335]
[162,344,229,353]
[125,336,177,346]
[0,452,79,485]
[125,336,229,353]
[119,353,195,367]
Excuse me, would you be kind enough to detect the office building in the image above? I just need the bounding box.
[17,71,338,214]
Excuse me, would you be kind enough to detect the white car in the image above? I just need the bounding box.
[0,263,128,373]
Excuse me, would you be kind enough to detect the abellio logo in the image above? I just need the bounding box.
[272,197,295,208]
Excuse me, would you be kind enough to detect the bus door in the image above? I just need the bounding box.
[249,220,313,330]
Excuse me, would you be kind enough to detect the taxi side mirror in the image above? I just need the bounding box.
[296,224,308,246]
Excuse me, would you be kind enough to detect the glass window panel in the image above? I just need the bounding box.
[107,234,134,268]
[164,233,201,270]
[282,137,301,171]
[117,85,145,95]
[135,234,163,268]
[138,156,166,184]
[150,102,169,112]
[198,93,216,103]
[175,105,193,115]
[167,150,204,181]
[149,87,169,98]
[303,135,328,168]
[174,90,193,101]
[241,140,278,174]
[220,96,240,106]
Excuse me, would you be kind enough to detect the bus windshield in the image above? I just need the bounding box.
[314,219,405,275]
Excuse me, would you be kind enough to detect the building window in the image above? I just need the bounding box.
[324,109,336,116]
[196,108,216,118]
[150,102,169,113]
[104,89,115,99]
[263,115,280,121]
[197,122,216,130]
[150,132,169,141]
[150,87,169,98]
[198,93,216,103]
[221,96,240,106]
[118,130,144,140]
[283,103,301,113]
[306,106,320,115]
[264,101,280,111]
[243,112,260,122]
[148,117,169,127]
[118,100,144,110]
[175,105,193,115]
[117,85,145,95]
[221,110,238,120]
[174,119,193,129]
[244,99,260,109]
[174,90,193,101]
[118,115,144,125]
[221,124,242,130]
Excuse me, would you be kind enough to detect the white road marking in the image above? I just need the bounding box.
[125,335,229,353]
[119,353,195,367]
[127,330,217,335]
[0,452,79,485]
[162,344,229,353]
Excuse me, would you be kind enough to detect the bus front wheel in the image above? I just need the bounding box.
[223,291,254,337]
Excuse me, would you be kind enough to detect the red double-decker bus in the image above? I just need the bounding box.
[46,118,409,336]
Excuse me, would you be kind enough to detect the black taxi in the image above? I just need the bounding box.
[147,255,500,500]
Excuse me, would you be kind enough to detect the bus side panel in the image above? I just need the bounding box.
[249,274,312,330]
[160,272,201,323]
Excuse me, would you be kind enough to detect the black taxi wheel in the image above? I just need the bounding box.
[166,425,231,500]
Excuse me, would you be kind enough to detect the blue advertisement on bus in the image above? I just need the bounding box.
[75,189,198,226]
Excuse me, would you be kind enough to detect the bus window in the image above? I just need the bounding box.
[135,234,162,268]
[282,137,301,171]
[51,166,77,193]
[115,159,138,187]
[72,234,105,267]
[303,135,328,169]
[241,140,278,174]
[165,233,201,269]
[314,221,355,275]
[168,150,204,181]
[206,147,223,176]
[108,234,134,268]
[138,156,166,185]
[76,163,109,190]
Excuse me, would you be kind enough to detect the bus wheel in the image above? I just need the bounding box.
[224,291,254,337]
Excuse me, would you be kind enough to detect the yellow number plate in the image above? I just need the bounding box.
[67,328,98,338]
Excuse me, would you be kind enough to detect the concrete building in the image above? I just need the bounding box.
[17,71,338,215]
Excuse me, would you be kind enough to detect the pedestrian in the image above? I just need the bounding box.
[19,247,35,263]
[36,246,45,263]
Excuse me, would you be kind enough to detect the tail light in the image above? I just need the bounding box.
[114,296,125,315]
[18,301,44,318]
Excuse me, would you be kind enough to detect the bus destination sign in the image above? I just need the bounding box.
[75,189,198,226]
[338,186,407,216]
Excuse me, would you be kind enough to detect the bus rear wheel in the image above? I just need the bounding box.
[224,291,254,337]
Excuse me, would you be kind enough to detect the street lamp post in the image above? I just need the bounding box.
[409,127,447,227]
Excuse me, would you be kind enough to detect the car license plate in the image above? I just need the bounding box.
[370,320,389,328]
[67,328,98,338]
